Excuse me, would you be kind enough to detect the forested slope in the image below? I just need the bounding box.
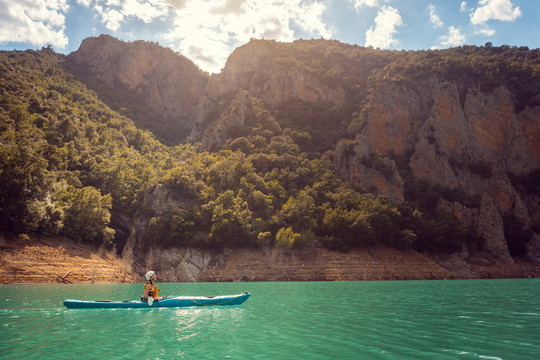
[1,38,539,277]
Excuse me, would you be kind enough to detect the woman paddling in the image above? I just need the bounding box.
[143,271,165,304]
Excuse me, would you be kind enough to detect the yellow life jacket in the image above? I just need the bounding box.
[144,282,159,298]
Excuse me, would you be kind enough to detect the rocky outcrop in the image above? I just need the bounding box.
[208,40,346,107]
[334,136,404,203]
[69,34,207,138]
[334,76,540,262]
[141,184,189,214]
[67,36,540,269]
[191,40,346,148]
[121,184,192,267]
[129,245,540,282]
[477,194,513,262]
[144,247,223,282]
[198,89,252,151]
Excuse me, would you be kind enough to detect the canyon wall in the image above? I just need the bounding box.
[70,37,540,274]
[335,79,540,263]
[69,34,207,139]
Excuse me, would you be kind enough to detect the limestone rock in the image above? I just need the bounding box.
[69,34,207,139]
[142,185,187,215]
[527,233,540,265]
[437,199,479,229]
[349,76,540,262]
[518,106,540,170]
[361,79,435,156]
[191,40,345,142]
[334,136,404,203]
[477,194,513,263]
[199,90,252,151]
[146,247,220,282]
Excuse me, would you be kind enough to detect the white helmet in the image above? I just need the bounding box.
[145,271,155,281]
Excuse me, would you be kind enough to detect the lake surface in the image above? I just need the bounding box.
[1,279,539,359]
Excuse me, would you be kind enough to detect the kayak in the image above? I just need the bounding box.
[64,293,251,309]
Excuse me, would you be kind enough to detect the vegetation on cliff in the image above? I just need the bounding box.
[378,43,540,112]
[1,39,539,260]
[66,35,208,145]
[0,48,168,244]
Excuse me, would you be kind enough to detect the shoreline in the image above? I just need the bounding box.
[0,236,137,285]
[1,237,539,285]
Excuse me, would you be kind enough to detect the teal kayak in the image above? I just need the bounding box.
[64,293,251,309]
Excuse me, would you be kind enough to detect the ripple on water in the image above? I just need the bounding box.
[1,280,540,359]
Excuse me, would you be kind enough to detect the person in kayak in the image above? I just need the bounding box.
[143,271,165,302]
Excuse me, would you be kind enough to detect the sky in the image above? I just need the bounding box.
[0,0,538,73]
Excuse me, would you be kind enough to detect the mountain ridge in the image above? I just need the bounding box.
[67,34,208,144]
[1,36,539,281]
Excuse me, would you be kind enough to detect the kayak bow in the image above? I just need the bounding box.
[64,293,251,309]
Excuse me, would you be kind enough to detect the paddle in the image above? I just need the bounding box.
[148,297,154,306]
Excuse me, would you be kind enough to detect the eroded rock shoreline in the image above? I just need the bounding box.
[1,237,538,285]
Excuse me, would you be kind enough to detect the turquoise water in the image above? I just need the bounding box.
[1,279,539,359]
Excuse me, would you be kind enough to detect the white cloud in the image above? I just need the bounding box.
[353,0,380,10]
[428,4,443,28]
[475,26,496,36]
[438,26,466,47]
[163,0,332,73]
[210,0,246,15]
[295,1,333,38]
[76,0,94,6]
[162,0,188,9]
[352,0,396,11]
[460,2,467,12]
[470,0,522,25]
[121,0,168,23]
[364,5,403,49]
[73,0,331,73]
[94,4,123,31]
[0,0,69,48]
[89,0,169,31]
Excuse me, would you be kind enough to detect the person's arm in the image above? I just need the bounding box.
[157,287,165,300]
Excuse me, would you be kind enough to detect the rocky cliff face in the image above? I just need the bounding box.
[334,136,405,204]
[69,34,207,140]
[69,36,540,269]
[335,77,540,263]
[191,40,346,149]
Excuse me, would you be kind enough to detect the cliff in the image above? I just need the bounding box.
[335,78,540,264]
[191,39,347,149]
[186,41,540,266]
[68,34,208,143]
[3,37,539,283]
[4,234,539,284]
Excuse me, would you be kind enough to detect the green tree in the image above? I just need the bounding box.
[207,190,254,246]
[281,189,317,230]
[0,128,50,233]
[247,190,274,218]
[414,213,469,253]
[275,226,302,248]
[62,186,115,246]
